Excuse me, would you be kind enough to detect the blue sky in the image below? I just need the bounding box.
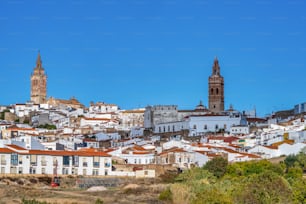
[1,0,306,116]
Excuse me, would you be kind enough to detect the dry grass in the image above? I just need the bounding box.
[0,176,164,204]
[170,183,192,204]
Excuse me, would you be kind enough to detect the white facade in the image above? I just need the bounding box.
[14,102,40,117]
[89,102,119,113]
[119,109,144,130]
[230,125,249,135]
[187,115,242,136]
[294,102,306,115]
[121,152,155,165]
[0,145,112,176]
[154,121,188,134]
[80,117,119,129]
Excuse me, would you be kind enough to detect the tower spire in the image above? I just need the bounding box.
[36,50,42,69]
[212,56,220,75]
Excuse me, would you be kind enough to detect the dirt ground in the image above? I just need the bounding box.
[0,176,167,204]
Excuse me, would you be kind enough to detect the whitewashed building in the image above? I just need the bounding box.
[230,125,250,135]
[0,144,112,176]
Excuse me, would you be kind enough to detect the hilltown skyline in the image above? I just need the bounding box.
[1,1,306,116]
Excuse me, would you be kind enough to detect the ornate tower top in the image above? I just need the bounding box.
[36,51,42,69]
[208,57,224,113]
[31,51,47,104]
[212,57,221,76]
[35,51,44,70]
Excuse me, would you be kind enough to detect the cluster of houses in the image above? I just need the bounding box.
[0,101,306,178]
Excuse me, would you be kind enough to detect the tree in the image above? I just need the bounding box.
[203,156,228,178]
[192,187,233,204]
[234,171,292,204]
[284,154,298,169]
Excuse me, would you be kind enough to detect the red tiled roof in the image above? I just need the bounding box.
[6,144,27,150]
[27,150,111,157]
[239,152,261,159]
[247,118,267,123]
[7,127,36,131]
[0,148,15,153]
[83,117,111,121]
[158,147,187,156]
[264,146,278,150]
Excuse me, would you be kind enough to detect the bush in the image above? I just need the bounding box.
[22,198,49,204]
[159,187,172,201]
[203,156,228,178]
[95,198,104,204]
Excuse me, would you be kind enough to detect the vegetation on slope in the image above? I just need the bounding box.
[160,151,306,204]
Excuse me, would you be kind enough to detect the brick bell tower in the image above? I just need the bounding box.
[31,51,47,104]
[208,57,224,113]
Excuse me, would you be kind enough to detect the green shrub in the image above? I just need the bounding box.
[95,198,104,204]
[159,187,172,201]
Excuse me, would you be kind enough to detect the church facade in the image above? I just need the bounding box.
[30,52,47,104]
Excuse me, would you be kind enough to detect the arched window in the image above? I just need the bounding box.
[211,88,214,95]
[216,88,219,95]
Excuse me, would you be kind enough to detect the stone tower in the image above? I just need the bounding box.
[31,52,47,104]
[208,57,224,113]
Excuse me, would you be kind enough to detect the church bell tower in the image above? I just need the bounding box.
[208,57,224,113]
[31,51,47,104]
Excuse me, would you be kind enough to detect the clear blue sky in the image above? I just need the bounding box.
[1,0,306,116]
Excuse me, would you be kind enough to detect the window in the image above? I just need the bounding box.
[72,156,79,166]
[1,155,6,165]
[63,156,69,166]
[62,168,69,175]
[224,124,227,130]
[30,155,37,165]
[211,88,214,95]
[30,167,36,174]
[159,127,161,133]
[93,156,100,167]
[215,124,219,130]
[83,169,87,175]
[82,158,87,167]
[144,170,148,176]
[41,168,45,174]
[93,169,99,176]
[18,155,23,164]
[11,153,18,166]
[41,156,46,166]
[216,88,219,95]
[10,166,17,174]
[204,125,207,130]
[193,125,197,129]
